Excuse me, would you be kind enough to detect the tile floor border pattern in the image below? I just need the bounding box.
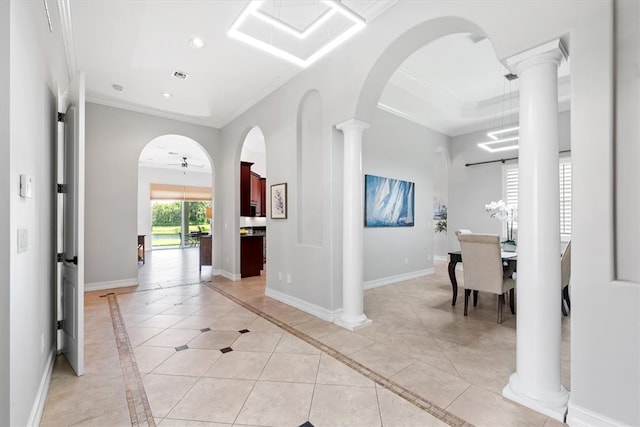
[107,294,157,427]
[204,281,473,427]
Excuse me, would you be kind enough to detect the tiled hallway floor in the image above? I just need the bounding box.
[41,248,569,426]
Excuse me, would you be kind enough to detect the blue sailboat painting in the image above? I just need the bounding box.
[365,175,415,227]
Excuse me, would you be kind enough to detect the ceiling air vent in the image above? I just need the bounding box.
[172,70,189,80]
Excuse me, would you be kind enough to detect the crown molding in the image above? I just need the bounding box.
[56,0,78,79]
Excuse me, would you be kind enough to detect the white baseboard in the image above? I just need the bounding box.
[265,287,342,322]
[433,255,448,262]
[213,269,241,281]
[567,402,631,427]
[364,269,434,290]
[28,349,55,427]
[84,278,137,292]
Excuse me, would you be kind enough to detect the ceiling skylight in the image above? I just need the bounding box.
[228,0,366,68]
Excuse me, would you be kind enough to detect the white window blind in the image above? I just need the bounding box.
[503,157,572,236]
[150,184,212,201]
[558,158,572,235]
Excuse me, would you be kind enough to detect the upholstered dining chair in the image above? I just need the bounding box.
[561,240,572,316]
[458,233,516,324]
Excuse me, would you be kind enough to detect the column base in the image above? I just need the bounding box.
[503,373,570,422]
[334,314,372,331]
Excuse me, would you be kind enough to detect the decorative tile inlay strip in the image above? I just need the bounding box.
[175,345,189,352]
[200,327,212,333]
[220,347,233,354]
[238,329,250,334]
[106,294,156,427]
[205,282,472,427]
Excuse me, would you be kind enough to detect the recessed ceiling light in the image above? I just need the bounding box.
[112,84,123,91]
[189,37,205,49]
[172,70,189,80]
[161,92,172,99]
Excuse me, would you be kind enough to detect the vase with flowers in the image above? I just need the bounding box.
[485,200,517,251]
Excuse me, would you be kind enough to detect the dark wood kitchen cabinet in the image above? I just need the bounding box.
[241,235,264,277]
[250,172,261,215]
[240,161,266,217]
[240,161,253,216]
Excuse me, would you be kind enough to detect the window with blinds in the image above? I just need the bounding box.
[149,183,212,201]
[503,157,572,236]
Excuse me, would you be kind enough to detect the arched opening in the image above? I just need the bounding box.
[354,19,572,421]
[137,134,214,279]
[239,126,267,278]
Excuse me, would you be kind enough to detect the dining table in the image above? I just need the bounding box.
[447,250,517,306]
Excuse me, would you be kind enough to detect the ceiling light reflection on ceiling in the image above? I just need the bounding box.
[228,0,366,68]
[189,37,205,49]
[477,126,520,153]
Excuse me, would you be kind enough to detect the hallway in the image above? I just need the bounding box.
[41,248,569,426]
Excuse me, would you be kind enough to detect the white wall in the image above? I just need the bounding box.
[448,111,571,252]
[85,103,221,286]
[362,109,448,284]
[433,150,449,259]
[137,166,212,245]
[4,1,69,424]
[0,1,10,423]
[615,0,640,282]
[567,2,640,425]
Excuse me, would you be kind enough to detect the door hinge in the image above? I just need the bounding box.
[56,253,64,262]
[56,320,64,330]
[57,184,67,194]
[57,112,66,122]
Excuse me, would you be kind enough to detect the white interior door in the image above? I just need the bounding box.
[58,72,85,376]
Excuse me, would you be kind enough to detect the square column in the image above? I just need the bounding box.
[335,118,372,331]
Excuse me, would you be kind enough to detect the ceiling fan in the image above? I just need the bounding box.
[168,155,205,169]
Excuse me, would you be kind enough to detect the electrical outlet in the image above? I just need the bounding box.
[225,256,229,263]
[428,254,432,261]
[278,272,282,281]
[404,258,409,265]
[41,333,45,353]
[286,273,292,284]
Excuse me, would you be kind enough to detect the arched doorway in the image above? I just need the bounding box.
[239,127,267,278]
[137,134,214,278]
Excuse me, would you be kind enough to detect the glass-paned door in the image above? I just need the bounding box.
[151,200,211,249]
[151,200,183,248]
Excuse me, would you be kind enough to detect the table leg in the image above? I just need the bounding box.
[448,260,458,306]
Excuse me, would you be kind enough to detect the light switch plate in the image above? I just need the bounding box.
[17,228,28,253]
[19,174,32,198]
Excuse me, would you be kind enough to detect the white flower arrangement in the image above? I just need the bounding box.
[485,200,516,242]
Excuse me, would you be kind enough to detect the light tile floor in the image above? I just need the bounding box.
[41,248,569,426]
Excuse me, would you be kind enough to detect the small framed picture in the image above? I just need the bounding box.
[270,183,287,219]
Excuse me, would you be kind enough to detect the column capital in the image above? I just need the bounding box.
[336,118,370,132]
[506,39,568,76]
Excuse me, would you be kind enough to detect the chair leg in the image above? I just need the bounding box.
[473,290,479,307]
[464,289,471,316]
[563,286,571,310]
[497,294,504,324]
[509,288,515,314]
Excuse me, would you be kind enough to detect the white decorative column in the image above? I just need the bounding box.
[335,118,372,331]
[502,39,569,421]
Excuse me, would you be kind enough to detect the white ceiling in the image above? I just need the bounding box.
[67,1,569,168]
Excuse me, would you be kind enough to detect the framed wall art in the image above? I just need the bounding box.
[365,174,414,227]
[270,183,287,219]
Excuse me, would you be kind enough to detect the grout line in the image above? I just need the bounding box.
[106,294,156,427]
[204,281,474,427]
